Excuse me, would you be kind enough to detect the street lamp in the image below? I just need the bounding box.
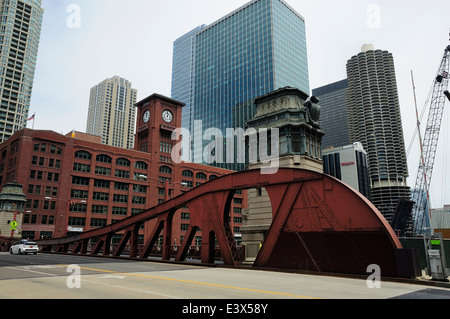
[45,197,87,236]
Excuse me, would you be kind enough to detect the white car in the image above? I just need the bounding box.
[10,240,39,255]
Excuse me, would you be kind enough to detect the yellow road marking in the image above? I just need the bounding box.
[59,264,321,299]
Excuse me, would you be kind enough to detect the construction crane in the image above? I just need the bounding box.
[408,40,450,237]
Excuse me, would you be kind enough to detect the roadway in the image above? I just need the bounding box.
[1,252,450,301]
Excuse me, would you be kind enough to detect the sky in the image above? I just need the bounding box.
[29,0,450,208]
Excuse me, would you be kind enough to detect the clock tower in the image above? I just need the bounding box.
[135,93,185,159]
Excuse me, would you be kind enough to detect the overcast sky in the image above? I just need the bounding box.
[29,0,450,208]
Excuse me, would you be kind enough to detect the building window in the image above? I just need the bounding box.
[71,189,88,199]
[92,205,108,214]
[73,163,91,173]
[96,154,112,164]
[182,180,193,188]
[132,184,146,193]
[112,207,127,215]
[95,166,111,176]
[74,150,92,160]
[90,218,107,227]
[114,182,129,191]
[182,170,193,178]
[113,194,128,203]
[115,169,130,178]
[159,166,172,174]
[196,172,207,180]
[94,179,110,188]
[135,161,148,170]
[68,217,86,227]
[116,158,131,167]
[93,192,109,201]
[132,196,146,205]
[69,204,87,213]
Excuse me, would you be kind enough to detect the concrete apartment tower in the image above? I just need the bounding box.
[0,0,44,142]
[86,76,138,149]
[346,44,411,222]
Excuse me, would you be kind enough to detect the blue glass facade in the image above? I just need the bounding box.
[172,0,309,170]
[171,25,206,144]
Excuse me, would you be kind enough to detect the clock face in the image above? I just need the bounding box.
[143,110,150,123]
[162,110,173,123]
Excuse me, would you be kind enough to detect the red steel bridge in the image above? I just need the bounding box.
[28,168,418,278]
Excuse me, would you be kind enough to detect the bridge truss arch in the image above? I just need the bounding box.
[38,168,417,278]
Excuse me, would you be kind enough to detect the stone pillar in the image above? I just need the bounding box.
[0,181,27,240]
[241,87,324,264]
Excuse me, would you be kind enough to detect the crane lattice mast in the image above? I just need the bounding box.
[409,40,450,236]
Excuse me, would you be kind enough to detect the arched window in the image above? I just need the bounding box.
[134,161,148,170]
[209,175,218,181]
[182,170,194,178]
[196,172,207,180]
[116,158,131,167]
[96,154,112,164]
[74,150,92,160]
[159,166,172,174]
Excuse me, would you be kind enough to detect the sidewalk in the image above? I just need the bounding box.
[416,270,450,288]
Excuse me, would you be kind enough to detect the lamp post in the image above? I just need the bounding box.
[137,175,187,256]
[45,197,87,236]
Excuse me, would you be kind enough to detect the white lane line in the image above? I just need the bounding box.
[81,277,184,299]
[6,266,59,277]
[6,265,183,299]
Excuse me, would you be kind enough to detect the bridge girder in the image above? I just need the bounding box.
[38,168,418,278]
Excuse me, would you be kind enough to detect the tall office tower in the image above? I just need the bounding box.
[346,44,410,222]
[312,79,350,148]
[86,76,137,149]
[0,0,44,142]
[171,25,206,145]
[172,0,309,171]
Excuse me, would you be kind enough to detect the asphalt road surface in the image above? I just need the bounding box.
[1,252,449,302]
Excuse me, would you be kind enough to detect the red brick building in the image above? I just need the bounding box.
[0,94,246,247]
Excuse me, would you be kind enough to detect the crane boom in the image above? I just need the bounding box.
[409,43,450,236]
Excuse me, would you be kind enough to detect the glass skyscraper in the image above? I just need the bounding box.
[171,25,206,149]
[312,79,350,148]
[0,0,44,142]
[171,0,309,171]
